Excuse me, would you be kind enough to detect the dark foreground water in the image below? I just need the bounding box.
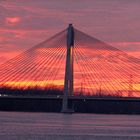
[0,112,140,140]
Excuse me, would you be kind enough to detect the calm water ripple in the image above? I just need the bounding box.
[0,112,140,140]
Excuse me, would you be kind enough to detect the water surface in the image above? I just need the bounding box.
[0,112,140,140]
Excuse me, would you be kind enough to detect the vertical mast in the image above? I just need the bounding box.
[61,24,74,112]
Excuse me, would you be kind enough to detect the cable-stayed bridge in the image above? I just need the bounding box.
[0,24,140,111]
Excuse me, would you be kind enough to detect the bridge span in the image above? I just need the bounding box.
[0,95,140,114]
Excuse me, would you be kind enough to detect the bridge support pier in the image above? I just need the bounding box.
[61,24,74,113]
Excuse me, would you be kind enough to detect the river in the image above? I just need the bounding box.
[0,112,140,140]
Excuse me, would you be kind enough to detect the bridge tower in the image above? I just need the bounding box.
[61,24,74,113]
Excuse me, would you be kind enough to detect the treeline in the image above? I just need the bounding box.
[0,86,63,96]
[0,86,124,98]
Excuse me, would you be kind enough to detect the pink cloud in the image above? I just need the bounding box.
[6,17,21,25]
[109,42,140,58]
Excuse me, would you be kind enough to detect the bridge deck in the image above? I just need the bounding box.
[0,95,140,101]
[0,95,140,114]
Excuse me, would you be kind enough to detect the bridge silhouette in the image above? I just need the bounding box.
[0,24,140,110]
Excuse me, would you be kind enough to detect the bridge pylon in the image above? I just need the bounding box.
[61,24,74,113]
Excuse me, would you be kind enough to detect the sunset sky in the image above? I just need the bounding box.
[0,0,140,96]
[0,0,140,64]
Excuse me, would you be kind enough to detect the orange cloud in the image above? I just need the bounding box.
[6,17,21,25]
